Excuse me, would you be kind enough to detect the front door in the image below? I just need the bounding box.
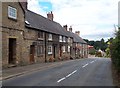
[59,45,62,57]
[53,46,56,58]
[9,38,16,64]
[30,45,35,63]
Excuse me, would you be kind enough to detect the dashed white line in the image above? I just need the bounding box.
[57,70,77,83]
[90,61,94,64]
[57,60,97,83]
[82,63,89,68]
[57,77,66,83]
[66,70,77,78]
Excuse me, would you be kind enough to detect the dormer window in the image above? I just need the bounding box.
[38,31,44,40]
[48,34,52,41]
[8,6,17,20]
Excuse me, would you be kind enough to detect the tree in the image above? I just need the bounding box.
[110,28,120,71]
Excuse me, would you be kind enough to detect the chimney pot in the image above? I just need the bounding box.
[63,25,68,31]
[75,31,80,36]
[47,11,54,21]
[69,26,72,32]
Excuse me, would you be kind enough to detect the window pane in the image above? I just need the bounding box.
[8,6,17,19]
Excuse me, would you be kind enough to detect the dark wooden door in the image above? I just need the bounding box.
[53,46,56,58]
[9,38,16,64]
[30,45,35,63]
[59,46,62,57]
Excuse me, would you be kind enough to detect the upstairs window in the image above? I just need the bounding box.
[48,34,52,41]
[8,6,17,19]
[68,38,70,43]
[59,36,62,42]
[63,37,66,42]
[38,31,44,40]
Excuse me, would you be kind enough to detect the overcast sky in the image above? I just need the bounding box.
[28,0,119,41]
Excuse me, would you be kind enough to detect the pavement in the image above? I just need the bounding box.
[2,58,115,86]
[1,60,72,81]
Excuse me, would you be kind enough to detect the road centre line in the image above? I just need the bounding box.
[66,70,77,78]
[90,61,94,64]
[57,60,98,83]
[57,70,77,83]
[82,63,89,68]
[57,77,66,83]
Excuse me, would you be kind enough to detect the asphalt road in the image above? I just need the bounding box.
[2,58,114,86]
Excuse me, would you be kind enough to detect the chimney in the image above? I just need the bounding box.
[47,11,54,21]
[19,0,28,10]
[69,26,72,32]
[75,31,80,36]
[63,25,68,31]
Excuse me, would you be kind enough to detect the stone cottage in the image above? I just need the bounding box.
[1,0,88,68]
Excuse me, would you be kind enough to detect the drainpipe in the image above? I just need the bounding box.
[45,32,47,62]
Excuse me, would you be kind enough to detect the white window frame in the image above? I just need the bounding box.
[48,34,52,41]
[59,36,62,42]
[48,45,52,54]
[63,36,66,42]
[68,46,70,52]
[62,46,66,53]
[8,6,17,19]
[68,38,70,43]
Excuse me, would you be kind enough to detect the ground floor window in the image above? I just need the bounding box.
[68,46,70,52]
[63,46,66,53]
[37,45,44,56]
[48,45,52,54]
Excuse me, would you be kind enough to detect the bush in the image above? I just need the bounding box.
[110,29,120,71]
[95,51,102,57]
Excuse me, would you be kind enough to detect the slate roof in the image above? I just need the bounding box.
[25,10,87,44]
[67,31,87,44]
[25,10,71,37]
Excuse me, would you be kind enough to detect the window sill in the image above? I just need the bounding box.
[8,17,17,21]
[38,38,44,40]
[48,52,52,55]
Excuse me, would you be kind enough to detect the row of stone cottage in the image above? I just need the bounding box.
[1,1,88,68]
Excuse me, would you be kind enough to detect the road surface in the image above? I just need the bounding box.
[2,58,114,86]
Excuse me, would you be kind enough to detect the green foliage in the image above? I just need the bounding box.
[89,48,96,55]
[95,51,102,57]
[105,47,110,57]
[84,38,108,51]
[110,29,120,71]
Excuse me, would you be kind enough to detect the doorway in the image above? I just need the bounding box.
[53,46,56,59]
[30,45,35,63]
[9,38,16,64]
[59,45,62,57]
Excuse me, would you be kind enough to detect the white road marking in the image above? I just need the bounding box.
[57,77,66,83]
[90,61,94,64]
[82,63,89,68]
[57,70,77,83]
[66,70,77,78]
